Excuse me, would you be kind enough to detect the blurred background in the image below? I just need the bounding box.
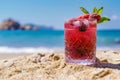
[0,0,120,54]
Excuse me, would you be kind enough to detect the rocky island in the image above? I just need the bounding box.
[0,19,54,30]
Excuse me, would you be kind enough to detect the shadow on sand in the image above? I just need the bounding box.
[90,58,120,70]
[96,62,120,70]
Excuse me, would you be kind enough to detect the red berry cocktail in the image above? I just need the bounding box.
[65,16,97,65]
[64,7,110,65]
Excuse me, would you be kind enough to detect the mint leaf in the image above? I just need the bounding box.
[80,7,89,14]
[92,7,97,13]
[98,16,110,23]
[97,7,103,15]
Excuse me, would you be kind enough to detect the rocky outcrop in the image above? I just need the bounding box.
[0,19,21,30]
[0,19,54,30]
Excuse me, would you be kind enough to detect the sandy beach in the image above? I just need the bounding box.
[0,54,30,60]
[0,50,120,80]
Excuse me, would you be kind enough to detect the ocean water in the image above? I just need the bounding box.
[0,30,120,53]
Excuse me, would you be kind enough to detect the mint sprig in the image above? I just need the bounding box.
[92,7,97,13]
[80,7,89,14]
[98,16,110,24]
[97,7,103,15]
[80,6,110,24]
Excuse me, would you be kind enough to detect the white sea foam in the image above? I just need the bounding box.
[97,47,120,50]
[0,46,64,54]
[0,46,119,54]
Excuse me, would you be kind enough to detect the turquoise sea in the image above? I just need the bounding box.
[0,30,120,53]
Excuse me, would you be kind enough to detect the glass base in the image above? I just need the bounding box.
[66,58,96,65]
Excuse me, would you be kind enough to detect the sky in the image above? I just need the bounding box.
[0,0,119,30]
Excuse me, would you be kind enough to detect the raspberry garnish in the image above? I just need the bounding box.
[77,14,90,20]
[79,7,110,24]
[89,13,101,22]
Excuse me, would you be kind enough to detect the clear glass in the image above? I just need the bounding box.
[64,20,97,65]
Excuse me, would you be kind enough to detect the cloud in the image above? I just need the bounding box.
[111,15,118,20]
